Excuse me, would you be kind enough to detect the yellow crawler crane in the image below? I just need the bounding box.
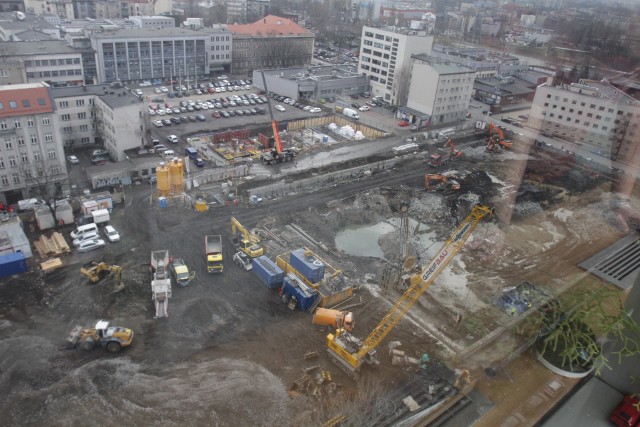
[326,204,494,379]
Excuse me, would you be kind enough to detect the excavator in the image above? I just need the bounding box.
[425,174,461,192]
[231,216,264,257]
[80,261,124,284]
[487,123,512,150]
[325,204,494,379]
[259,70,296,165]
[429,138,463,167]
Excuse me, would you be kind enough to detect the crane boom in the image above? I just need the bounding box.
[327,204,493,377]
[259,69,283,154]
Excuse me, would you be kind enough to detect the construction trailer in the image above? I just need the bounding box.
[150,250,172,318]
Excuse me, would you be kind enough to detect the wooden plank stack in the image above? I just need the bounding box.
[34,232,71,258]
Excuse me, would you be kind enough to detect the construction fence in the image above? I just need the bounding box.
[286,115,390,139]
[186,164,249,190]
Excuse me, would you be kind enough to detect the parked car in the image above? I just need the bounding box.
[77,239,106,253]
[92,149,108,157]
[274,104,286,112]
[154,144,168,153]
[309,107,322,113]
[67,155,80,165]
[359,105,371,112]
[91,156,108,165]
[104,225,120,243]
[139,81,152,87]
[167,135,179,144]
[73,231,100,246]
[162,119,172,126]
[196,114,206,121]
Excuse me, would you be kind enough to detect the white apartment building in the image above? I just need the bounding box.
[405,54,475,125]
[530,79,640,162]
[52,85,145,161]
[358,26,433,105]
[0,83,67,204]
[0,40,85,86]
[227,0,248,23]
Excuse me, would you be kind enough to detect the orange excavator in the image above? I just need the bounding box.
[425,174,461,191]
[487,123,512,150]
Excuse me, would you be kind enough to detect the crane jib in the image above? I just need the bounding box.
[420,221,471,282]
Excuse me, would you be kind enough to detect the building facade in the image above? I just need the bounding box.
[51,84,145,161]
[530,79,640,162]
[229,15,314,76]
[128,16,176,29]
[252,65,368,101]
[227,0,247,23]
[405,54,475,126]
[91,28,219,83]
[0,41,85,87]
[0,83,67,204]
[358,26,433,105]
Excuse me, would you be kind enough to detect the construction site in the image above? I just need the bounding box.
[0,117,637,426]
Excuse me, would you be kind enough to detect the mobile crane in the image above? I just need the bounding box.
[259,70,296,165]
[231,216,264,257]
[326,204,493,378]
[80,261,124,284]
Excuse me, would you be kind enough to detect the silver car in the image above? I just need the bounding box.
[73,231,100,246]
[77,239,106,253]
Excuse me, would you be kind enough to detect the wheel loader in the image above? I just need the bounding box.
[66,320,134,353]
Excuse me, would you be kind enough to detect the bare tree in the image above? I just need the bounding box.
[20,159,68,229]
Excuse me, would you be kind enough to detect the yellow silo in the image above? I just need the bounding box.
[157,162,170,194]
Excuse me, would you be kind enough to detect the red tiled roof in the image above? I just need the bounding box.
[228,15,312,36]
[0,85,54,118]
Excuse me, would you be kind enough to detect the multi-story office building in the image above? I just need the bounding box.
[358,26,433,105]
[228,15,314,76]
[0,40,85,87]
[402,54,475,126]
[530,79,640,162]
[246,0,269,22]
[91,28,229,83]
[0,83,67,204]
[52,84,144,161]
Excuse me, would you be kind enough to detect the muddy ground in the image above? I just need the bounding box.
[0,139,634,426]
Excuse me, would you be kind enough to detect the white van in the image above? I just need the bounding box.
[70,223,98,239]
[163,150,175,158]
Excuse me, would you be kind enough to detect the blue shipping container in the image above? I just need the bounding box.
[252,256,284,289]
[0,252,28,278]
[289,248,325,284]
[282,274,318,311]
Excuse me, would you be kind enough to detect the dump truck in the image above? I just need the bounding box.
[66,320,133,353]
[170,258,192,287]
[150,250,172,318]
[313,308,355,332]
[206,235,224,273]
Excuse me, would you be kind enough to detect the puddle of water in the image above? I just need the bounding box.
[335,218,438,259]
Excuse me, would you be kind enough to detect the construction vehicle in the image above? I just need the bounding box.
[325,204,493,378]
[259,70,296,165]
[150,250,172,318]
[80,261,123,284]
[488,123,512,150]
[205,235,224,273]
[231,216,264,258]
[169,258,192,287]
[429,138,462,167]
[66,320,133,353]
[233,251,252,271]
[425,174,461,192]
[313,308,355,332]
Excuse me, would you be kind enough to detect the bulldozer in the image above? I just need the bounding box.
[66,320,134,353]
[80,261,123,284]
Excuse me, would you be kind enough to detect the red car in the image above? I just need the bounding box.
[610,394,640,427]
[398,121,410,127]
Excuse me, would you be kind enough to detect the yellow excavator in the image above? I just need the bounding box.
[231,216,264,258]
[80,261,124,284]
[326,204,493,379]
